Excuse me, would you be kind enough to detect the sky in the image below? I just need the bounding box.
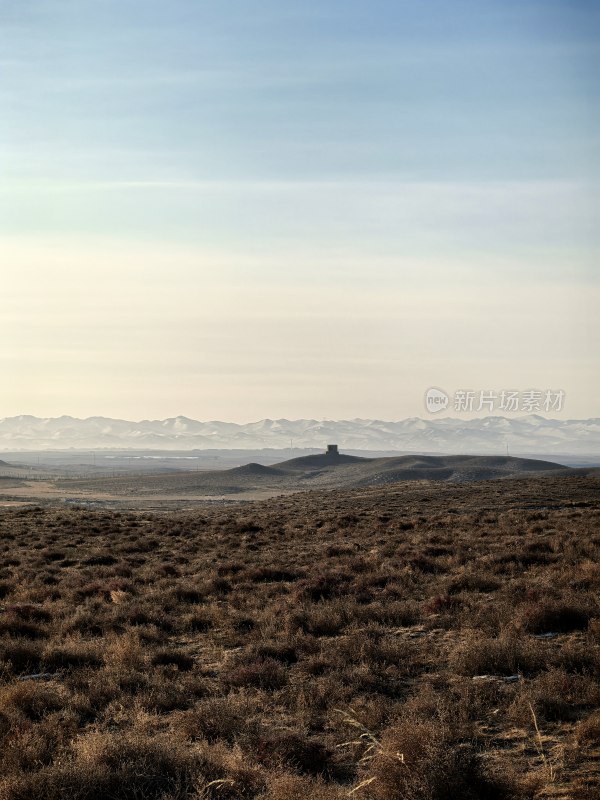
[1,0,598,421]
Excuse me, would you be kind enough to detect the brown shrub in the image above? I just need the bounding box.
[0,641,44,674]
[0,681,65,721]
[42,642,102,671]
[246,566,300,583]
[450,634,543,677]
[424,593,460,615]
[261,772,346,800]
[151,649,194,671]
[0,580,14,599]
[356,712,510,800]
[175,696,257,743]
[518,601,591,634]
[253,731,337,777]
[574,709,600,746]
[225,657,288,691]
[509,668,600,724]
[0,615,48,639]
[288,603,349,637]
[171,584,207,604]
[447,572,500,594]
[294,572,352,602]
[0,731,265,800]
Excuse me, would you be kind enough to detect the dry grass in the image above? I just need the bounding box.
[0,475,598,798]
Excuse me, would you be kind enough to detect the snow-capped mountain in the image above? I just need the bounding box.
[0,415,598,455]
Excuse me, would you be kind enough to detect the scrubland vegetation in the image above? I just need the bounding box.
[0,475,598,799]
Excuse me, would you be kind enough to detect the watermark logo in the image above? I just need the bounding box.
[425,387,450,414]
[424,388,565,414]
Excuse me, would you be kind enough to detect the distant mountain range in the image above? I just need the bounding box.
[0,415,598,456]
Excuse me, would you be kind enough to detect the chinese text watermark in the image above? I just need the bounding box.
[425,388,565,415]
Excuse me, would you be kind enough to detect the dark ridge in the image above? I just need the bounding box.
[276,453,370,471]
[228,463,286,477]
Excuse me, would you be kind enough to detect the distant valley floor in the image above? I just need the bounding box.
[0,452,598,510]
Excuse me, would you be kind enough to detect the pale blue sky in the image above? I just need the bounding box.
[1,1,598,420]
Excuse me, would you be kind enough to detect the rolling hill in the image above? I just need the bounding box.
[58,452,574,497]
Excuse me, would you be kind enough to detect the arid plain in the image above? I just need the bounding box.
[0,465,598,799]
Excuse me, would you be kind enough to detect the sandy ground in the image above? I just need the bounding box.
[0,480,297,509]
